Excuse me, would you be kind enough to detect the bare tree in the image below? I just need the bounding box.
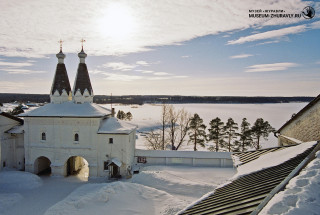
[161,104,169,150]
[145,130,163,150]
[167,106,191,150]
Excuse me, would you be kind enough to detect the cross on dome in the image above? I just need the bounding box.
[58,39,63,52]
[80,38,86,51]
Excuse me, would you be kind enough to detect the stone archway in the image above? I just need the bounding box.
[34,156,51,175]
[65,156,89,180]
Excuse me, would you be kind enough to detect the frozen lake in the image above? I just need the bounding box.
[106,103,308,150]
[2,102,308,150]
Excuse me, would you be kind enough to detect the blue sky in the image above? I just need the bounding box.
[0,0,319,96]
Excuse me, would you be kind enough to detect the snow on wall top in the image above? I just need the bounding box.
[19,102,111,117]
[6,125,24,134]
[135,149,232,159]
[234,141,318,179]
[98,117,137,134]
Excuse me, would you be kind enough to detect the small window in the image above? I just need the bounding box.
[3,161,6,167]
[41,132,46,141]
[104,161,109,170]
[109,138,113,144]
[74,133,79,142]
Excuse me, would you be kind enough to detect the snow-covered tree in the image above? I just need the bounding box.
[188,113,206,151]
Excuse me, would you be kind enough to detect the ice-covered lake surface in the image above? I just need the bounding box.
[1,102,308,150]
[105,103,308,150]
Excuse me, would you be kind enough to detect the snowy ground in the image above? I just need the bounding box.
[0,166,235,215]
[107,103,308,150]
[260,150,320,215]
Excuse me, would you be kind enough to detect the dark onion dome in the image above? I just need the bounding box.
[50,50,71,95]
[73,48,93,95]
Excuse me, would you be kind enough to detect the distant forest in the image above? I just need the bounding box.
[0,93,314,105]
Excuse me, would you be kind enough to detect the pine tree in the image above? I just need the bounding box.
[188,113,206,151]
[207,117,225,152]
[117,110,126,120]
[126,112,133,121]
[9,104,24,115]
[239,118,252,152]
[251,118,275,150]
[223,118,239,152]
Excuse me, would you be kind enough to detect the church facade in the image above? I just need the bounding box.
[19,46,137,178]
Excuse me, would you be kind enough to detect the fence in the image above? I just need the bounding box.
[134,149,234,168]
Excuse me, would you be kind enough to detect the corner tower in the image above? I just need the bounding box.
[50,42,72,104]
[73,40,93,104]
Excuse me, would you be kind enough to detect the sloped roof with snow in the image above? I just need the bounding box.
[232,144,298,167]
[179,141,319,215]
[6,125,24,134]
[0,112,24,124]
[98,117,137,134]
[19,102,111,118]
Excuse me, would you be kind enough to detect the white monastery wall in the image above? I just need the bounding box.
[98,131,136,177]
[0,115,24,170]
[279,102,320,146]
[24,117,101,177]
[134,150,233,167]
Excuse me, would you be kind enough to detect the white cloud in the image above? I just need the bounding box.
[230,54,253,59]
[102,72,143,81]
[136,61,149,66]
[154,72,170,76]
[136,69,154,74]
[0,81,27,91]
[0,0,316,57]
[3,68,47,74]
[228,25,307,45]
[0,61,33,67]
[245,62,299,72]
[229,20,320,45]
[181,55,190,58]
[102,62,136,71]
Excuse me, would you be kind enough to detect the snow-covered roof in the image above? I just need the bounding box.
[98,117,137,134]
[19,102,111,118]
[180,141,319,215]
[279,135,303,144]
[108,158,122,167]
[6,125,24,134]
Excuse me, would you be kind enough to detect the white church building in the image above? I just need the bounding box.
[1,45,137,178]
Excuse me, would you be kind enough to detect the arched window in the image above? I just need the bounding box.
[41,132,46,141]
[74,133,79,142]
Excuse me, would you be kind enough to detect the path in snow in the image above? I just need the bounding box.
[1,175,89,215]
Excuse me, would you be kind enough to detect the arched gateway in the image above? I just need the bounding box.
[65,156,89,179]
[34,156,51,175]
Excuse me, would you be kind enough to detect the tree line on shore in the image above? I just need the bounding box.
[145,104,275,152]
